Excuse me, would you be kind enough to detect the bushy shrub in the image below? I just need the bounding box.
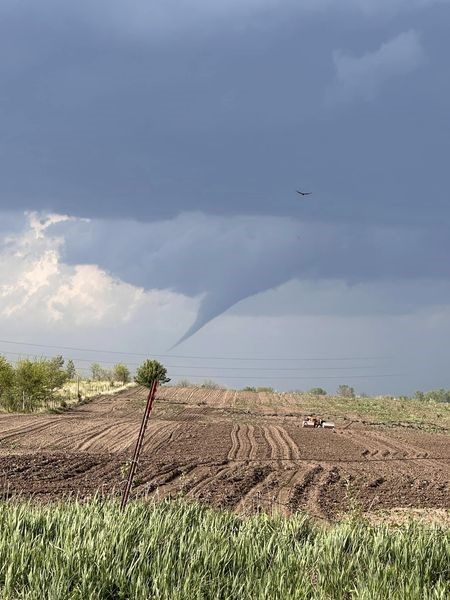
[113,363,131,385]
[90,363,113,382]
[135,360,170,388]
[309,387,327,396]
[337,384,356,398]
[177,379,192,387]
[200,379,220,389]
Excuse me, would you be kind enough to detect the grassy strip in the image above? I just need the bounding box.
[285,394,450,431]
[0,499,448,599]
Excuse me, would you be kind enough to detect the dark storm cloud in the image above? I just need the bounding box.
[0,1,449,227]
[1,1,450,344]
[52,214,450,344]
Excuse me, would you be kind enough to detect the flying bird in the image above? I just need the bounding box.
[296,190,312,196]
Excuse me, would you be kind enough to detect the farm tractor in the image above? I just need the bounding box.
[302,416,335,429]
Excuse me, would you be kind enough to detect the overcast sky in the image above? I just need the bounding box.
[1,1,449,394]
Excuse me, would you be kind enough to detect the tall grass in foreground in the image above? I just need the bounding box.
[0,499,448,600]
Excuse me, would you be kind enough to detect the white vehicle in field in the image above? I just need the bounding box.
[302,416,335,429]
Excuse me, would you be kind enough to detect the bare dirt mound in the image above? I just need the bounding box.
[0,387,449,519]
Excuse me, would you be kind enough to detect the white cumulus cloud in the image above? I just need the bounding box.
[0,212,196,334]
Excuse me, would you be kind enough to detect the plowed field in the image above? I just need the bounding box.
[1,386,449,520]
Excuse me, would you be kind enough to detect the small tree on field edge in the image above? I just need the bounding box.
[113,363,131,385]
[0,356,14,408]
[66,359,76,380]
[135,360,170,388]
[309,387,327,396]
[337,384,355,398]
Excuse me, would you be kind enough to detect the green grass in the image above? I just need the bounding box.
[0,499,448,599]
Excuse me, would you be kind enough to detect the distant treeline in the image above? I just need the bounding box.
[0,355,71,412]
[413,389,450,403]
[0,356,132,412]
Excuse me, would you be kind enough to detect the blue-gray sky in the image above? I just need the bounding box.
[1,1,449,393]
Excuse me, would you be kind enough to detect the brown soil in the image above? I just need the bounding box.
[0,386,448,520]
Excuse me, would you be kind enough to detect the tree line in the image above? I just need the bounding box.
[0,356,132,412]
[0,356,170,413]
[0,355,71,412]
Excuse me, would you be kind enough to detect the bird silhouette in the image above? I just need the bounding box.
[296,190,312,196]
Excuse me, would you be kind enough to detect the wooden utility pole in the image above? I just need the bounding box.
[120,380,158,510]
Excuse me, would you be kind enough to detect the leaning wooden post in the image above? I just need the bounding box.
[120,379,158,510]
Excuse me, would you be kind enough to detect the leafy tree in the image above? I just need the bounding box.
[113,363,130,385]
[46,356,69,391]
[91,363,113,382]
[415,388,450,403]
[243,386,257,392]
[309,387,327,396]
[337,384,355,399]
[0,356,14,408]
[135,360,170,388]
[14,359,51,411]
[51,355,65,370]
[0,356,69,412]
[66,359,76,380]
[91,363,103,381]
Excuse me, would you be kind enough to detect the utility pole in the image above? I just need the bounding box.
[120,380,158,510]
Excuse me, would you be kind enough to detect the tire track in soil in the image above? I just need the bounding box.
[139,463,199,499]
[258,425,302,512]
[76,423,125,451]
[141,422,183,456]
[365,430,439,469]
[247,425,260,460]
[261,425,300,463]
[228,424,244,460]
[186,464,235,500]
[103,421,144,453]
[0,419,63,443]
[288,465,324,515]
[189,463,272,510]
[1,454,121,495]
[234,468,276,514]
[227,423,265,461]
[305,467,338,520]
[352,431,449,503]
[346,430,439,473]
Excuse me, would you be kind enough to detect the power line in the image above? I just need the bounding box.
[0,349,385,372]
[0,338,391,362]
[68,366,401,379]
[158,374,404,380]
[17,362,402,380]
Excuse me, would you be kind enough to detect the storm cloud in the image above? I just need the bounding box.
[0,0,449,385]
[52,213,450,344]
[0,0,449,227]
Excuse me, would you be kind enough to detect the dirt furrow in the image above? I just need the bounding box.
[141,422,176,455]
[0,419,62,443]
[76,423,122,451]
[228,423,241,460]
[187,464,232,498]
[288,465,324,513]
[262,425,298,464]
